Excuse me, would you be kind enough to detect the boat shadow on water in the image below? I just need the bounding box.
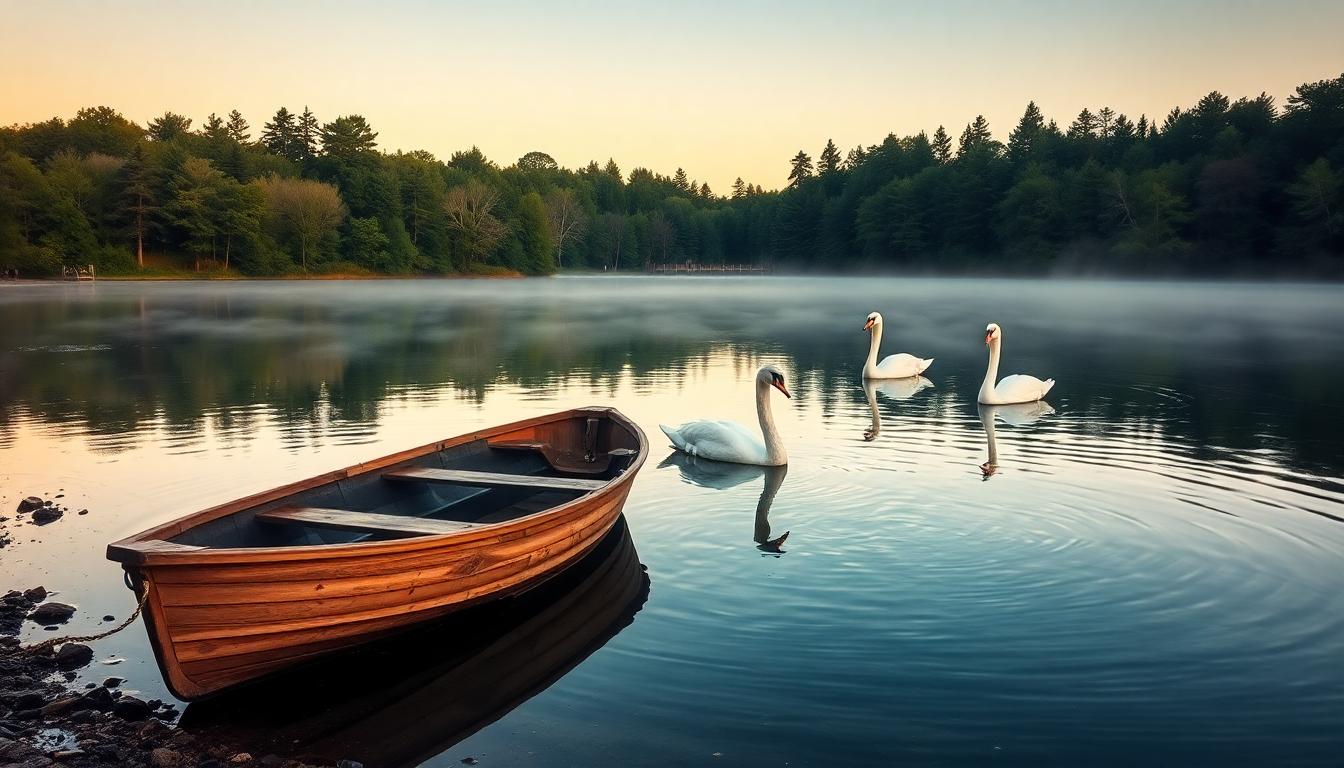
[178,518,649,768]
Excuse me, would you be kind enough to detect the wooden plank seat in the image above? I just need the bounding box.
[382,467,607,492]
[256,506,483,536]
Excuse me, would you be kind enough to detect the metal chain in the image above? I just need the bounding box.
[23,584,150,655]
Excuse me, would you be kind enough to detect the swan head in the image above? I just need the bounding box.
[985,323,1002,345]
[756,365,791,399]
[863,312,882,332]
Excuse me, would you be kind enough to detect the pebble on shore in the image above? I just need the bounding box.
[2,584,364,768]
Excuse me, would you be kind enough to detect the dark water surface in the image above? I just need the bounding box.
[1,277,1341,766]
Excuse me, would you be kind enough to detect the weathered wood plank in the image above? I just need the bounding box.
[256,507,482,537]
[383,467,606,492]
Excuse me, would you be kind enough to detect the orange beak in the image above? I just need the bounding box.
[985,332,993,345]
[863,318,875,331]
[773,380,792,399]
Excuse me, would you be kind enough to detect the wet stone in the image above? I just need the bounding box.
[31,507,63,524]
[111,696,150,721]
[54,643,93,669]
[16,498,43,513]
[81,686,113,711]
[21,587,46,603]
[27,603,75,625]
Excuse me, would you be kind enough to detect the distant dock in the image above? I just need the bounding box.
[62,265,96,282]
[650,263,768,275]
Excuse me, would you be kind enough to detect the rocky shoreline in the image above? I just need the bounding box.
[0,496,362,768]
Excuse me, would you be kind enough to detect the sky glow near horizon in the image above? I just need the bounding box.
[3,0,1342,190]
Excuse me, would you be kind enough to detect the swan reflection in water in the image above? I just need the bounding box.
[862,376,934,441]
[180,518,648,768]
[660,453,791,555]
[978,401,1056,478]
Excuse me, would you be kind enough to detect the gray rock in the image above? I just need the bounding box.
[26,603,74,624]
[81,686,113,711]
[5,691,46,710]
[31,507,63,524]
[15,497,43,513]
[39,695,82,716]
[54,643,93,669]
[111,696,150,721]
[101,677,123,688]
[21,587,46,602]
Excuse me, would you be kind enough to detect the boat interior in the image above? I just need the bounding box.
[167,414,641,550]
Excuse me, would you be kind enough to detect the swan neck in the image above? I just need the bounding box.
[980,338,1002,403]
[756,382,787,465]
[864,325,881,371]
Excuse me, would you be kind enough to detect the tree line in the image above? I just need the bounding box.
[1,72,1340,277]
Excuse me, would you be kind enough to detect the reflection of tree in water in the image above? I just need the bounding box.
[0,282,1341,474]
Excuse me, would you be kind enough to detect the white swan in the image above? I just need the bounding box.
[978,323,1055,405]
[863,312,933,379]
[660,365,791,466]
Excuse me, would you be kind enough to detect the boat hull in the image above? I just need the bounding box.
[109,408,646,699]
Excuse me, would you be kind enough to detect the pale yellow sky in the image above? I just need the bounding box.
[3,1,1342,191]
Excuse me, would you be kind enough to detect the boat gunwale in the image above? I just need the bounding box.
[106,407,648,567]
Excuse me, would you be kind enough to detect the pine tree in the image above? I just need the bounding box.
[226,110,251,143]
[1008,102,1045,163]
[1098,107,1116,138]
[1069,108,1099,138]
[201,113,227,142]
[957,116,993,158]
[320,115,378,159]
[120,144,156,268]
[261,107,299,160]
[1137,114,1150,139]
[1112,114,1136,141]
[844,145,867,169]
[819,139,841,175]
[298,106,320,161]
[673,167,689,190]
[932,125,952,164]
[147,111,192,142]
[732,177,747,199]
[699,182,712,198]
[603,158,622,181]
[787,150,813,188]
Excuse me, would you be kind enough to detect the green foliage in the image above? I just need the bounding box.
[2,74,1342,277]
[148,112,193,142]
[347,216,392,271]
[514,192,553,274]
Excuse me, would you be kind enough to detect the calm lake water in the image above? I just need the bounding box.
[1,276,1342,766]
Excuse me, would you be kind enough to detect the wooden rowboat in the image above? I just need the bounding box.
[106,407,648,700]
[181,518,649,767]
